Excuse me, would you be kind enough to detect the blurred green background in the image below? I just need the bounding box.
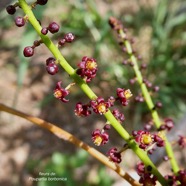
[0,0,186,185]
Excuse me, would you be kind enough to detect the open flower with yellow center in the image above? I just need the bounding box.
[116,88,132,106]
[92,129,109,146]
[124,89,133,99]
[53,81,70,103]
[90,97,110,115]
[77,56,98,82]
[133,130,154,150]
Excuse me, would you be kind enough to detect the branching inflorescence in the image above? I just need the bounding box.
[5,1,186,185]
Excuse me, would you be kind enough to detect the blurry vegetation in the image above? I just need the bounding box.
[26,150,113,186]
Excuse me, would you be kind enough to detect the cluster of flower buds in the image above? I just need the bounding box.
[6,1,48,27]
[58,33,75,46]
[159,118,174,131]
[74,102,91,117]
[23,39,43,57]
[165,169,186,185]
[132,130,165,152]
[178,135,186,148]
[41,22,60,35]
[45,57,59,75]
[107,147,122,163]
[136,162,157,185]
[76,56,98,82]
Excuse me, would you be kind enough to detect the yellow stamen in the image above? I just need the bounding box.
[124,89,133,99]
[94,136,102,146]
[97,103,107,114]
[54,90,62,98]
[142,134,153,145]
[86,61,97,70]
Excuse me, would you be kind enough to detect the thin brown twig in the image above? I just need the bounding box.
[0,103,141,186]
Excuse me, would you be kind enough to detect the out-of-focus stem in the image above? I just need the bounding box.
[118,29,179,173]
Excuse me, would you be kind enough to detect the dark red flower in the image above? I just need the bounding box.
[77,56,98,82]
[112,109,125,123]
[177,169,186,185]
[116,88,132,106]
[133,130,154,150]
[92,129,109,146]
[154,132,165,147]
[107,147,122,163]
[90,97,110,115]
[178,135,186,148]
[74,102,91,117]
[53,81,69,103]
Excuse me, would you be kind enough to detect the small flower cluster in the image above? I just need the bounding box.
[132,130,165,151]
[76,56,98,82]
[45,57,59,75]
[136,162,157,186]
[159,118,174,131]
[107,147,122,163]
[116,88,133,106]
[165,169,186,186]
[58,33,75,46]
[23,39,42,57]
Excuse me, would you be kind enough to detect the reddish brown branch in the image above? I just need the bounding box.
[0,103,140,186]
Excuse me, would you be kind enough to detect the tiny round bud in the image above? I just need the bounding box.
[46,57,56,66]
[41,27,48,35]
[33,40,41,47]
[48,22,60,34]
[64,33,75,43]
[155,101,163,109]
[58,38,66,46]
[6,5,16,15]
[46,63,59,75]
[15,17,25,27]
[23,46,34,57]
[36,0,48,5]
[153,86,160,92]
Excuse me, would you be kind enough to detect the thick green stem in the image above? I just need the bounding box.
[18,0,168,184]
[119,29,179,173]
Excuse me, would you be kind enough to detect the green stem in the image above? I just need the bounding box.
[18,0,168,184]
[119,29,179,173]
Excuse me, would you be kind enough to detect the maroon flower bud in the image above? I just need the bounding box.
[46,63,59,75]
[48,22,60,34]
[77,56,98,82]
[37,0,48,5]
[107,147,122,163]
[58,38,66,46]
[23,46,34,57]
[164,118,174,131]
[64,33,75,43]
[178,135,186,148]
[92,129,109,146]
[53,81,69,103]
[112,109,125,123]
[103,124,111,130]
[15,16,25,27]
[41,27,48,35]
[6,5,16,15]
